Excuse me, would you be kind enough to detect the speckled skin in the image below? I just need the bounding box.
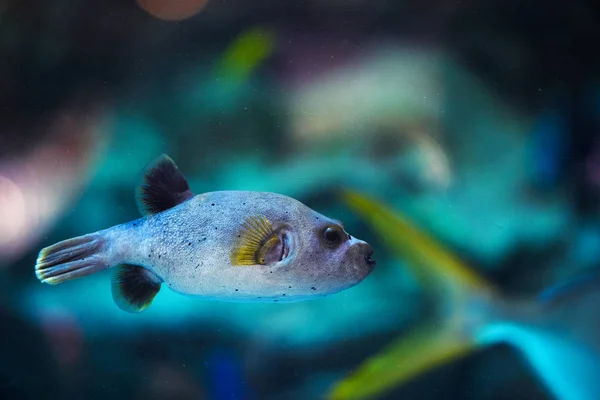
[100,191,375,302]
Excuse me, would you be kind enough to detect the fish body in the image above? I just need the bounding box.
[103,190,372,301]
[329,192,600,400]
[35,156,375,312]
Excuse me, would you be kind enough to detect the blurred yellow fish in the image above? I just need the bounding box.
[328,191,600,400]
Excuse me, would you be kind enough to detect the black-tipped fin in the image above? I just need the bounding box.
[111,264,162,313]
[136,154,194,216]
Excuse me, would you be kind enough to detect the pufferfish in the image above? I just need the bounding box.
[34,155,375,313]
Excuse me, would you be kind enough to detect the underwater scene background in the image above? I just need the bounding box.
[1,1,600,399]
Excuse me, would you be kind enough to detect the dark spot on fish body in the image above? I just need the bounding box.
[188,242,191,246]
[211,203,215,206]
[311,287,316,290]
[282,294,286,296]
[288,286,292,288]
[274,300,278,302]
[235,289,238,291]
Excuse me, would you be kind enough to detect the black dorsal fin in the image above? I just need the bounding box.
[111,264,162,313]
[136,154,194,216]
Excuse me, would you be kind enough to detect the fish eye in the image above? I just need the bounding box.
[323,226,345,246]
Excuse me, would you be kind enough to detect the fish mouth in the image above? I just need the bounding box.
[364,249,376,267]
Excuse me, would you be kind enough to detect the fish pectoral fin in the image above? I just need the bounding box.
[136,154,194,216]
[111,264,162,313]
[230,215,281,266]
[327,322,475,400]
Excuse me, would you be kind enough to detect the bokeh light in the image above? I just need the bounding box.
[0,175,26,249]
[136,0,209,21]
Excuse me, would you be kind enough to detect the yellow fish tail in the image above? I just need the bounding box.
[328,191,500,399]
[341,190,494,295]
[328,323,475,400]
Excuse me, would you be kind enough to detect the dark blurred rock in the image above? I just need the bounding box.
[444,0,600,113]
[0,305,64,399]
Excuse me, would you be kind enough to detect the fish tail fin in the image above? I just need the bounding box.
[329,323,477,400]
[35,233,108,285]
[340,190,495,296]
[328,191,502,400]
